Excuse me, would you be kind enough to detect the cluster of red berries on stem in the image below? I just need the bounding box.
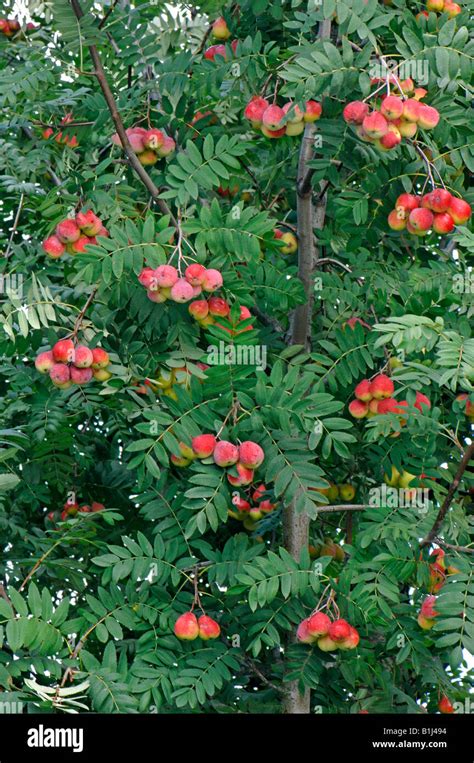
[229,483,277,523]
[388,190,471,236]
[174,611,220,641]
[244,96,322,139]
[111,126,175,165]
[203,18,238,61]
[297,612,359,652]
[47,499,105,524]
[417,0,461,20]
[189,297,253,333]
[172,434,265,487]
[42,210,108,259]
[35,340,112,389]
[42,113,78,148]
[0,18,35,36]
[343,83,439,151]
[138,263,223,304]
[348,374,431,421]
[456,393,474,422]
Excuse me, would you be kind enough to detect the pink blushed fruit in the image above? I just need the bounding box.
[213,440,239,467]
[428,189,452,213]
[50,363,70,385]
[282,102,304,123]
[381,95,404,121]
[208,297,230,317]
[349,399,368,418]
[75,210,102,236]
[70,366,93,385]
[138,267,157,290]
[156,136,176,158]
[343,100,369,125]
[403,99,421,122]
[448,197,471,225]
[227,462,255,486]
[73,345,93,368]
[52,339,75,363]
[261,105,285,131]
[174,611,199,640]
[408,207,434,232]
[56,219,81,243]
[388,210,406,231]
[317,635,339,652]
[417,104,440,130]
[192,434,216,458]
[370,374,394,400]
[396,193,420,212]
[211,16,230,40]
[43,235,65,258]
[147,289,167,303]
[414,391,431,411]
[362,112,388,139]
[189,300,209,320]
[339,626,360,650]
[433,213,455,234]
[238,441,264,469]
[35,351,54,373]
[244,96,269,127]
[185,263,207,286]
[154,265,178,288]
[198,615,221,640]
[328,618,351,642]
[69,236,91,255]
[297,619,314,644]
[303,100,322,122]
[144,128,164,150]
[170,278,194,303]
[201,269,223,292]
[307,612,331,638]
[261,125,287,139]
[91,348,110,369]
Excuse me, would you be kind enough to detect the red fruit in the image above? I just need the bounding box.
[43,235,65,258]
[144,128,164,150]
[297,618,315,644]
[362,112,388,139]
[388,210,406,231]
[303,100,322,122]
[438,696,454,714]
[261,105,285,131]
[421,595,438,619]
[339,626,360,650]
[378,126,401,149]
[430,548,446,569]
[201,269,223,292]
[208,297,230,317]
[328,618,351,642]
[367,399,379,416]
[189,300,209,320]
[380,96,404,121]
[35,351,54,374]
[408,207,434,232]
[73,345,93,368]
[91,348,110,369]
[428,189,453,213]
[79,505,91,513]
[342,101,369,125]
[156,135,175,157]
[52,339,75,363]
[232,496,251,512]
[171,278,194,303]
[212,17,230,40]
[433,213,455,234]
[346,317,370,330]
[377,397,401,414]
[71,366,93,385]
[252,484,266,501]
[417,104,440,130]
[174,611,199,640]
[403,99,421,123]
[414,391,431,412]
[448,197,471,225]
[244,96,269,126]
[213,440,239,467]
[355,379,372,402]
[137,268,156,291]
[349,400,368,419]
[261,125,287,139]
[198,615,221,640]
[238,441,264,469]
[42,127,54,139]
[227,463,255,486]
[75,210,102,236]
[369,374,394,400]
[56,219,81,244]
[396,193,420,212]
[259,499,276,513]
[69,236,91,254]
[154,265,178,288]
[307,612,331,638]
[63,501,79,516]
[50,363,70,385]
[282,102,304,123]
[91,501,105,512]
[185,263,207,286]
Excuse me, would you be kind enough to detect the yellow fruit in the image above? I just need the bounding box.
[339,483,355,501]
[384,465,401,487]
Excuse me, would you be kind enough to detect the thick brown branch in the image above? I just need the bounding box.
[433,536,474,555]
[69,0,176,225]
[420,442,474,547]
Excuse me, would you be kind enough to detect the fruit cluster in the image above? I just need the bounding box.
[348,374,431,420]
[35,340,112,389]
[111,126,175,165]
[309,538,345,561]
[47,500,105,523]
[138,264,223,304]
[244,97,322,139]
[343,90,439,151]
[417,594,439,630]
[42,113,78,148]
[42,210,108,259]
[229,483,277,531]
[297,613,359,651]
[314,482,356,502]
[0,18,35,36]
[174,611,220,640]
[172,435,265,486]
[134,363,209,400]
[388,190,471,236]
[456,394,474,422]
[189,297,253,334]
[426,548,459,594]
[274,228,297,254]
[417,0,461,19]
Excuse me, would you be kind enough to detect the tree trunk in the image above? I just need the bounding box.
[282,18,331,715]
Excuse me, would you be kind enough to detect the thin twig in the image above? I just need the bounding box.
[433,536,474,555]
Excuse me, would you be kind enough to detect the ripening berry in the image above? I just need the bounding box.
[70,366,93,385]
[52,339,75,363]
[174,612,199,640]
[328,618,351,642]
[154,265,178,288]
[307,612,331,638]
[73,345,93,368]
[171,278,194,303]
[213,440,239,467]
[370,374,394,400]
[185,263,207,286]
[201,269,223,292]
[198,615,221,640]
[50,363,71,386]
[35,351,54,374]
[56,219,81,243]
[227,462,255,487]
[43,235,65,258]
[238,441,264,469]
[244,96,270,126]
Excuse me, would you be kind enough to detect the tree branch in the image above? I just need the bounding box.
[69,0,176,225]
[420,442,474,547]
[433,536,474,555]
